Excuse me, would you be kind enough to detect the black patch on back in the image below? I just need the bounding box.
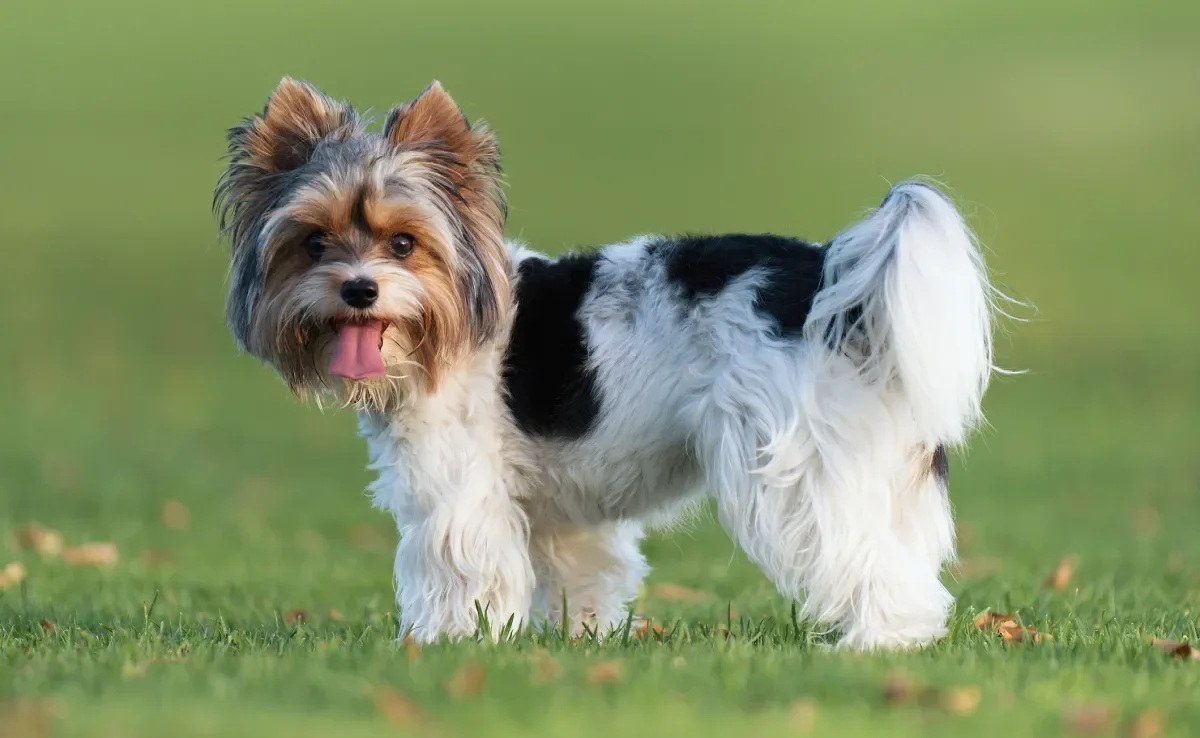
[931,444,949,484]
[503,254,602,438]
[661,234,825,337]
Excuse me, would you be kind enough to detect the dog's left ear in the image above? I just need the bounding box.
[383,81,509,378]
[231,77,357,177]
[384,81,498,171]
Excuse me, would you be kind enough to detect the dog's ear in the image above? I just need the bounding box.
[230,77,355,175]
[384,81,496,169]
[216,78,356,353]
[382,81,508,375]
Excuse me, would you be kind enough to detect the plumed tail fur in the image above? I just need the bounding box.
[805,181,995,446]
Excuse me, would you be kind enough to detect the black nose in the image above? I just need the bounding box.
[340,278,378,309]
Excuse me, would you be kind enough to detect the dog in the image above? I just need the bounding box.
[215,78,999,650]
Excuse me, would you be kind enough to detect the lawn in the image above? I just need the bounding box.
[1,0,1199,736]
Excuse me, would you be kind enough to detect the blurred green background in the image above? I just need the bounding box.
[1,0,1198,735]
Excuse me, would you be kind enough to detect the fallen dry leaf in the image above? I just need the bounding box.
[788,698,818,732]
[882,670,923,704]
[632,616,665,640]
[375,686,425,728]
[0,562,27,590]
[284,609,308,625]
[13,524,63,557]
[585,660,623,685]
[39,620,55,633]
[160,500,191,531]
[446,661,487,698]
[403,635,421,661]
[1043,555,1078,591]
[0,698,57,738]
[1065,703,1111,733]
[61,542,118,568]
[652,583,708,603]
[974,610,1049,643]
[940,685,982,716]
[973,611,1018,630]
[531,650,562,684]
[998,621,1050,644]
[1129,709,1165,738]
[1149,637,1199,661]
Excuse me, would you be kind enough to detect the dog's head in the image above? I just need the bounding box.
[216,78,509,407]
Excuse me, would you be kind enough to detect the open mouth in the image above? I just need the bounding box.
[328,319,388,380]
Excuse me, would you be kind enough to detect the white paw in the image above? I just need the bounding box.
[836,625,947,652]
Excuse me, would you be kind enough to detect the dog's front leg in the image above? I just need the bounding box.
[359,403,534,643]
[391,488,534,643]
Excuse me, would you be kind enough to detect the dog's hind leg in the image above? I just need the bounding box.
[696,391,952,651]
[804,442,955,651]
[892,444,957,577]
[529,521,648,638]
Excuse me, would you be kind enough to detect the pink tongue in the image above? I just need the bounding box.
[329,321,388,380]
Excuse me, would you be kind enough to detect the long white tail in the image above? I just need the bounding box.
[804,181,995,446]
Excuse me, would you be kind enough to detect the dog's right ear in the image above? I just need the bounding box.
[216,77,357,261]
[226,77,356,176]
[216,78,356,354]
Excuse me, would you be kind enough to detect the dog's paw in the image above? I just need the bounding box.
[835,626,946,652]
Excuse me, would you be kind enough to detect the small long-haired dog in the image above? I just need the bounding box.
[216,78,1000,650]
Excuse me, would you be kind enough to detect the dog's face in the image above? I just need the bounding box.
[216,78,509,406]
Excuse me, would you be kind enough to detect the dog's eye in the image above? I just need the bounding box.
[304,232,326,261]
[390,233,415,258]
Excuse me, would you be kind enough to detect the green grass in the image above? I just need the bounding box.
[2,0,1199,735]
